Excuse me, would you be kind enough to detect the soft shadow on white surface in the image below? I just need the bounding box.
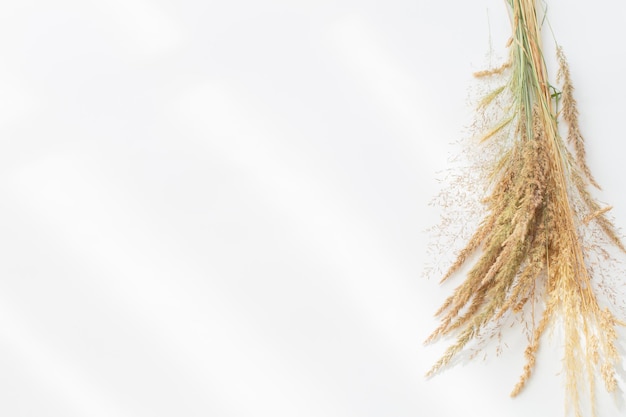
[0,1,625,416]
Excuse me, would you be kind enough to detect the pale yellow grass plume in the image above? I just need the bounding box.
[426,0,625,416]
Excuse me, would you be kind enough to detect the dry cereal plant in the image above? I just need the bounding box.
[425,0,625,415]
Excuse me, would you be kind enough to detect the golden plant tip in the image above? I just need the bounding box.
[479,114,514,143]
[473,61,512,78]
[583,206,613,225]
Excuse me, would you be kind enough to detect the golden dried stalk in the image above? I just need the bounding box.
[426,1,625,415]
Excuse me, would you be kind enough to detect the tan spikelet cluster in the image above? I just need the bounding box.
[426,1,625,416]
[474,60,512,78]
[557,47,600,189]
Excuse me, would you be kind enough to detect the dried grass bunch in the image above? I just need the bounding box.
[426,0,625,415]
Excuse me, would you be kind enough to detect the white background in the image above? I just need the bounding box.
[1,1,626,416]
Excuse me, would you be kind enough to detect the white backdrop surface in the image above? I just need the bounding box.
[1,1,626,416]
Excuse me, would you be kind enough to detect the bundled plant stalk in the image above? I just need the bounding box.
[426,0,624,415]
